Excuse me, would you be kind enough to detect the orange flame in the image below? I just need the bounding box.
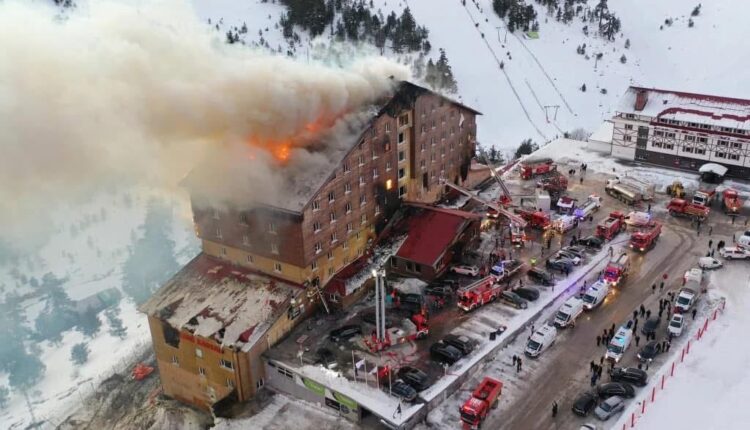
[244,115,339,164]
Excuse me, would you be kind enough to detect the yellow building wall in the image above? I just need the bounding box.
[202,225,373,288]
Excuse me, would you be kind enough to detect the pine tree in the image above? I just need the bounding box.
[620,54,627,64]
[691,4,701,16]
[514,139,538,159]
[625,38,631,49]
[71,343,89,365]
[581,83,587,92]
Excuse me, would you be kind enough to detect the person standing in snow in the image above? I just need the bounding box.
[517,357,523,372]
[552,401,559,418]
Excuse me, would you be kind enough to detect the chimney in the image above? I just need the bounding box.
[634,89,648,111]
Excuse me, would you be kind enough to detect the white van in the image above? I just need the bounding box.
[720,246,750,260]
[737,235,750,248]
[554,297,584,328]
[581,280,610,310]
[524,324,557,358]
[683,267,703,284]
[605,326,633,363]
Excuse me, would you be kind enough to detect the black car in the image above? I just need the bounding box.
[527,267,555,286]
[389,380,417,402]
[641,317,661,336]
[397,366,431,391]
[546,258,574,273]
[579,235,604,249]
[424,284,453,298]
[329,324,362,343]
[596,382,635,399]
[314,348,335,366]
[443,334,474,356]
[430,342,463,365]
[514,287,540,301]
[571,391,598,416]
[637,340,661,362]
[610,367,648,387]
[499,290,529,309]
[400,293,425,311]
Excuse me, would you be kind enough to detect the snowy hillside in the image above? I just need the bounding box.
[0,188,199,428]
[191,0,750,151]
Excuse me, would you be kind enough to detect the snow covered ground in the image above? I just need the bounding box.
[0,187,199,429]
[613,262,750,430]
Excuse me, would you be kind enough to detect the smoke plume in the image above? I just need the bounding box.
[0,0,411,245]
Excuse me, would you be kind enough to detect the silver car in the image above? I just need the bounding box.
[594,395,624,420]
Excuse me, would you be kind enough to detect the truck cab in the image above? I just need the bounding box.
[603,253,629,286]
[459,377,503,429]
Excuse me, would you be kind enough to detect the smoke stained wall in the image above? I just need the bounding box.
[0,0,411,245]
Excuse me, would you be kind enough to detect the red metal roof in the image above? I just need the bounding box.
[396,205,479,267]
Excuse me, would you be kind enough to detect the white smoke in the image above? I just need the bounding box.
[0,0,411,245]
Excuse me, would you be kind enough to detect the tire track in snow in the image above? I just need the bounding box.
[458,1,548,141]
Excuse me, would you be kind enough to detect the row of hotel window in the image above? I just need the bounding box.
[648,142,741,160]
[624,113,748,135]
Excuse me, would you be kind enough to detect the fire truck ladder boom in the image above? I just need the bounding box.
[478,148,513,203]
[441,179,527,228]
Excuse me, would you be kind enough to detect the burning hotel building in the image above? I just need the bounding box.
[140,81,480,411]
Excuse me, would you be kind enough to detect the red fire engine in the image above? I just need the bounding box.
[516,208,551,229]
[603,253,629,286]
[629,222,662,252]
[460,377,503,429]
[520,158,556,180]
[596,211,626,240]
[457,277,503,312]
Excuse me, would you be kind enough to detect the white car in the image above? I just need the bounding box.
[720,246,750,260]
[698,257,723,270]
[668,313,685,337]
[674,289,697,313]
[451,265,479,276]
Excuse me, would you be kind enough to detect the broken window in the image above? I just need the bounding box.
[163,323,180,348]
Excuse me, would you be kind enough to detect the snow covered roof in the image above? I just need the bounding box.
[617,86,750,130]
[589,121,614,143]
[395,204,480,267]
[699,163,728,176]
[140,253,302,352]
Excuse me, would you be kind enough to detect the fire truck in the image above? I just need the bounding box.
[603,253,629,286]
[490,259,524,283]
[457,277,503,312]
[722,189,743,215]
[596,211,626,240]
[629,222,662,252]
[516,208,551,229]
[604,181,642,205]
[667,198,710,221]
[520,158,556,180]
[459,377,503,429]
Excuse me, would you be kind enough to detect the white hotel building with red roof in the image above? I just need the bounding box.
[610,86,750,178]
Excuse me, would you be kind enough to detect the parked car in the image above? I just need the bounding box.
[572,391,598,416]
[546,258,574,273]
[720,246,750,260]
[389,380,417,402]
[596,382,635,399]
[668,313,685,337]
[451,265,480,276]
[637,341,661,362]
[579,235,604,249]
[698,257,723,270]
[424,284,453,298]
[314,348,335,366]
[641,316,660,336]
[514,287,540,301]
[610,367,648,387]
[430,342,463,365]
[398,293,424,311]
[329,325,362,343]
[527,267,556,286]
[594,395,625,421]
[563,245,588,259]
[499,290,529,309]
[397,366,431,391]
[555,250,582,265]
[443,334,474,356]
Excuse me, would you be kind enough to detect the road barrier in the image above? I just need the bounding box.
[617,297,726,429]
